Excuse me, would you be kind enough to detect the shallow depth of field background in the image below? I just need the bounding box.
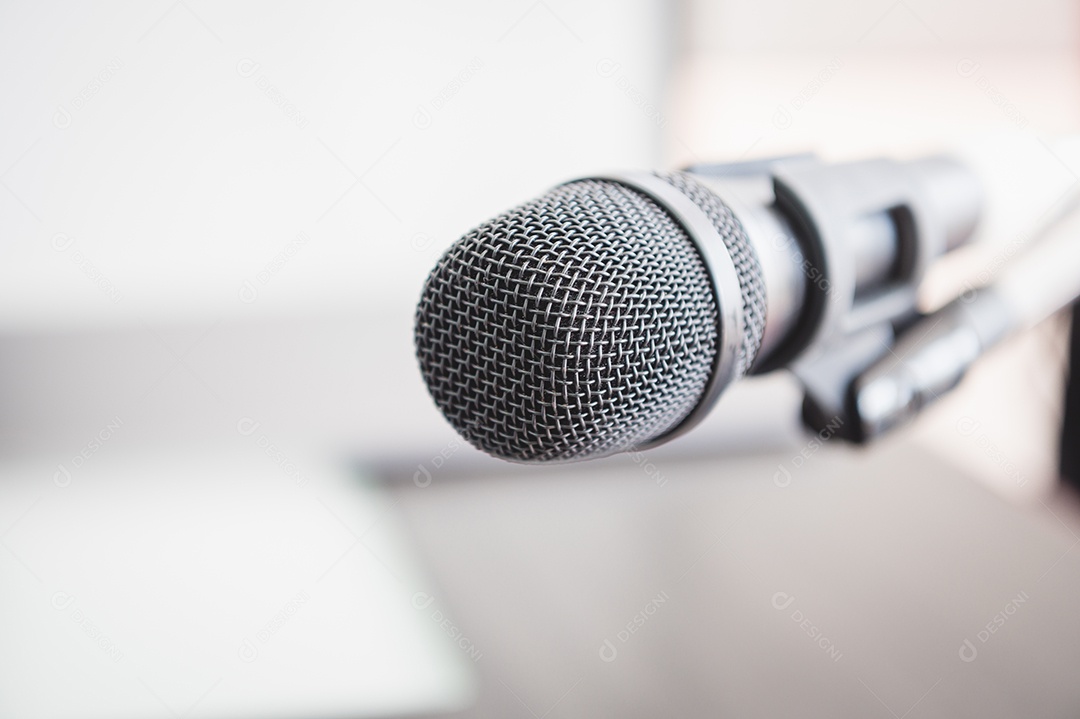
[1,1,1079,717]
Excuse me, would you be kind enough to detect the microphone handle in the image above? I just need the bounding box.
[596,155,983,449]
[687,155,981,372]
[852,186,1080,439]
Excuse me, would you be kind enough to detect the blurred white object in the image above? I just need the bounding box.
[0,454,475,718]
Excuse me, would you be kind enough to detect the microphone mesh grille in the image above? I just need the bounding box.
[414,174,762,463]
[656,171,767,376]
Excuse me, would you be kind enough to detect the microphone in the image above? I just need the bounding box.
[853,186,1080,440]
[414,155,981,463]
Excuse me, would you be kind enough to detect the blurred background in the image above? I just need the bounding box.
[2,0,1079,717]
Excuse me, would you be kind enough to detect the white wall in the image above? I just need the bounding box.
[0,1,670,331]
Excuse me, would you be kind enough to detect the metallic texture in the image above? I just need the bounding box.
[852,291,1011,440]
[656,171,767,376]
[414,175,764,462]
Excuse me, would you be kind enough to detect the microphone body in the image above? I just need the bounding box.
[414,155,981,462]
[853,186,1080,439]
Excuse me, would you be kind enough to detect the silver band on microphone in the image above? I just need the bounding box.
[593,172,748,448]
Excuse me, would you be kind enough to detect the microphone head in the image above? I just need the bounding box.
[414,173,765,463]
